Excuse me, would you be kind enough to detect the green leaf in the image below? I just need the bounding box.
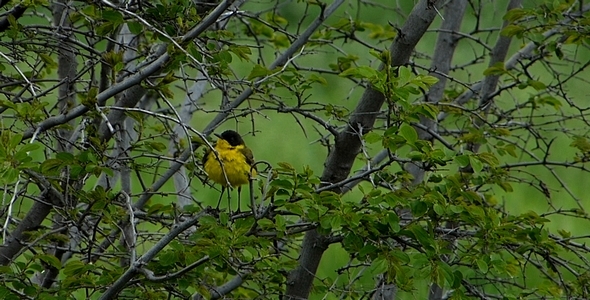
[339,66,379,79]
[503,8,527,22]
[307,74,327,85]
[454,155,470,168]
[229,45,252,61]
[399,123,417,144]
[469,156,483,173]
[483,62,506,75]
[19,143,40,153]
[387,212,400,233]
[214,50,232,64]
[219,211,229,225]
[40,159,63,174]
[398,66,411,83]
[56,152,75,162]
[127,22,143,34]
[418,75,439,86]
[452,270,463,289]
[102,10,124,24]
[570,136,590,152]
[38,254,61,269]
[500,24,524,37]
[271,179,293,189]
[372,257,388,274]
[414,103,439,120]
[247,64,271,80]
[23,286,37,297]
[498,181,513,192]
[63,261,87,276]
[536,96,561,110]
[364,132,381,144]
[478,152,499,166]
[359,244,378,257]
[9,133,22,148]
[270,33,290,48]
[411,200,428,217]
[160,250,179,266]
[527,80,546,90]
[438,261,455,287]
[408,225,433,249]
[39,54,57,68]
[433,204,445,216]
[476,259,489,273]
[392,249,410,263]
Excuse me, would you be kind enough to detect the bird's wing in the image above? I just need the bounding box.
[239,147,257,171]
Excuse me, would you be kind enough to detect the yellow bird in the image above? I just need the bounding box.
[203,130,256,209]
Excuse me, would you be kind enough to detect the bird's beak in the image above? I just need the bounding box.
[214,133,222,139]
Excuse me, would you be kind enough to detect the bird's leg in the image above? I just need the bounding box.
[216,186,226,210]
[237,186,242,213]
[227,187,232,213]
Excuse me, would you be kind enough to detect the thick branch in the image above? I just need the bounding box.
[0,172,64,266]
[0,5,26,32]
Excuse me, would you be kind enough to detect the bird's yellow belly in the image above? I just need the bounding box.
[205,153,256,187]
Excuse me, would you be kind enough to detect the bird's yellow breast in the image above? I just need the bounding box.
[204,140,256,188]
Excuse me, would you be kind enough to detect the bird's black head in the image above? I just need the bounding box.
[217,130,245,146]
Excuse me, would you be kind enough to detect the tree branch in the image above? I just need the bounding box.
[0,5,26,32]
[99,210,211,300]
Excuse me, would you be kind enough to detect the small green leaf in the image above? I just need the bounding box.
[102,10,124,24]
[452,270,463,289]
[63,261,87,276]
[364,132,381,144]
[38,254,61,269]
[9,133,22,148]
[469,156,483,173]
[39,54,57,68]
[419,75,439,86]
[399,123,417,143]
[247,64,271,80]
[307,74,327,85]
[476,259,489,273]
[483,62,506,76]
[439,261,455,287]
[19,143,40,153]
[455,155,470,168]
[271,179,293,189]
[503,8,527,22]
[159,251,179,266]
[398,66,411,83]
[500,24,524,37]
[372,257,388,274]
[527,80,546,90]
[433,204,445,215]
[387,212,400,233]
[127,22,143,34]
[229,45,252,61]
[536,96,561,110]
[56,152,75,162]
[339,66,378,79]
[411,200,428,217]
[408,225,433,249]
